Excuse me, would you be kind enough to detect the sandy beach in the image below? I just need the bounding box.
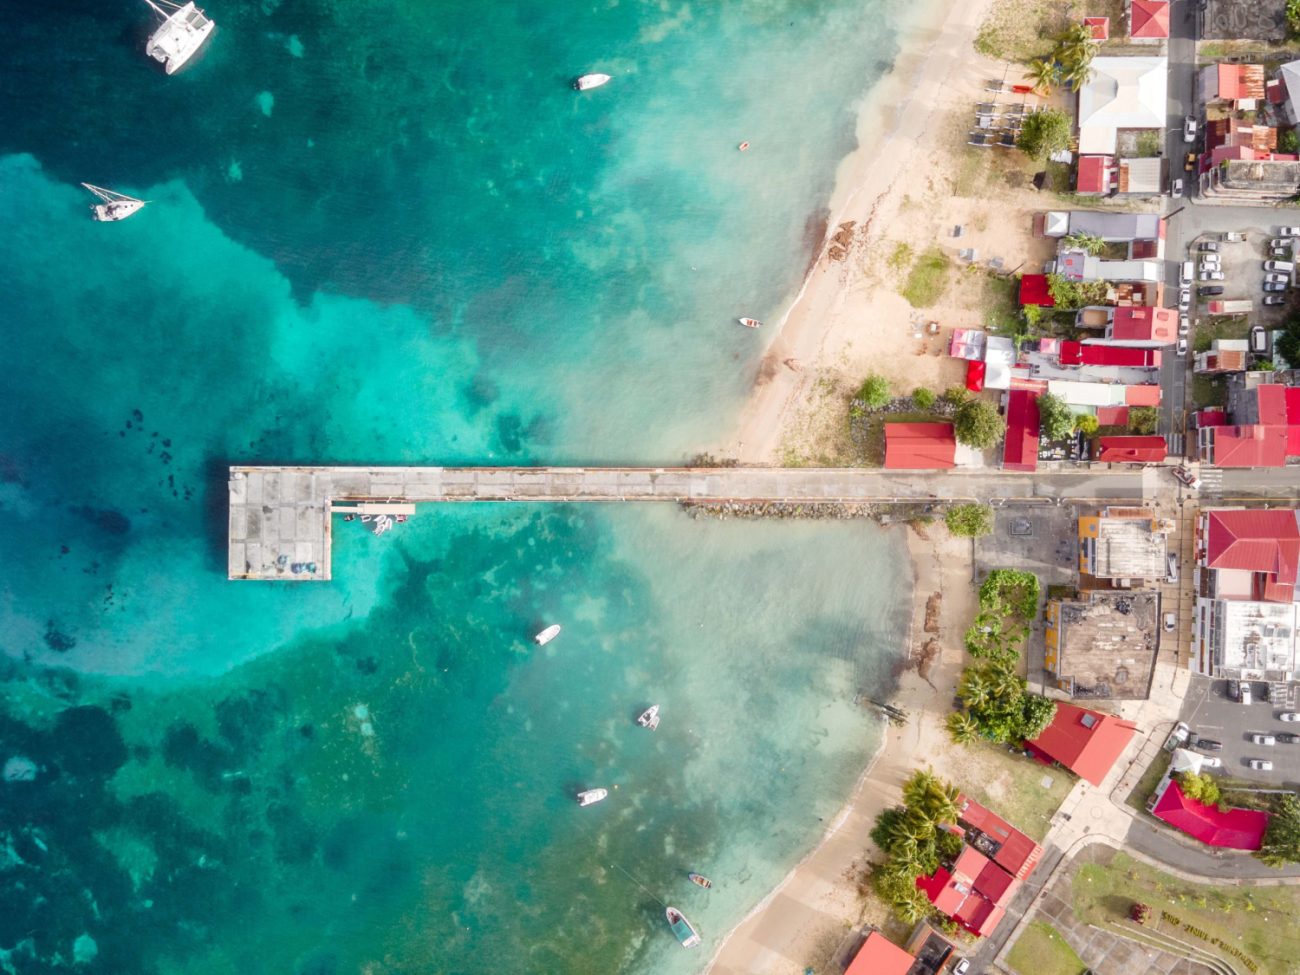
[707,523,978,974]
[718,0,1059,466]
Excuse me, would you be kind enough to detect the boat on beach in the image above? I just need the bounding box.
[576,788,607,807]
[143,0,215,75]
[688,873,712,889]
[534,624,562,646]
[636,704,660,731]
[665,907,701,948]
[573,73,611,91]
[737,318,762,329]
[81,184,146,222]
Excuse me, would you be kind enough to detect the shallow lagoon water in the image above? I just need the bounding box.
[0,0,916,970]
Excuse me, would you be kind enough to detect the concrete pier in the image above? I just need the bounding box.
[226,465,1161,581]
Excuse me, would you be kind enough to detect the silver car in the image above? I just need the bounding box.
[1266,272,1290,284]
[1250,759,1274,771]
[1252,733,1277,745]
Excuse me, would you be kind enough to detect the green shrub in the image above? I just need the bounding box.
[857,374,891,410]
[945,504,993,538]
[912,387,936,410]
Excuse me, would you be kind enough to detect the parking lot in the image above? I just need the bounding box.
[1180,675,1300,784]
[1184,227,1295,320]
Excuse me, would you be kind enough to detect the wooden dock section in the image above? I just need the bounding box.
[227,464,1143,581]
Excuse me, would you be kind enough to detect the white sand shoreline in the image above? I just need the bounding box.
[718,0,998,465]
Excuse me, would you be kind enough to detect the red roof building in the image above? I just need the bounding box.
[1152,780,1270,850]
[1019,273,1055,307]
[1083,16,1110,40]
[1079,345,1160,368]
[844,931,916,975]
[1096,405,1129,426]
[884,423,957,469]
[1026,703,1139,786]
[1130,0,1170,38]
[1199,424,1289,467]
[1124,384,1162,407]
[1200,509,1300,602]
[1096,435,1167,464]
[1108,306,1176,344]
[966,359,986,393]
[1003,387,1041,472]
[1077,155,1113,195]
[956,797,1043,880]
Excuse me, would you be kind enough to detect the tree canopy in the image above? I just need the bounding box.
[857,374,891,410]
[954,399,1006,449]
[1256,793,1300,868]
[1036,392,1075,441]
[1128,406,1160,435]
[945,503,993,538]
[1017,109,1071,161]
[1046,274,1110,311]
[1275,318,1300,369]
[869,768,966,923]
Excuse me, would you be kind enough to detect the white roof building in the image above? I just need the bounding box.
[1077,57,1168,155]
[1280,60,1300,125]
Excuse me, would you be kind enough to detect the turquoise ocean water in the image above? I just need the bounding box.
[0,1,918,971]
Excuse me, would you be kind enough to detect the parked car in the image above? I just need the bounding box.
[1172,178,1184,197]
[1264,295,1287,306]
[1163,612,1177,632]
[1173,721,1191,743]
[1277,227,1300,237]
[1179,288,1191,309]
[1201,756,1222,768]
[1196,737,1223,750]
[1265,272,1289,284]
[1249,759,1274,771]
[1199,286,1225,296]
[1242,682,1253,705]
[1166,553,1179,582]
[1181,260,1195,284]
[952,960,971,975]
[1179,314,1190,335]
[1201,271,1225,281]
[1173,466,1200,489]
[1264,282,1287,293]
[1271,247,1291,258]
[1184,116,1198,142]
[1270,238,1293,249]
[1229,678,1241,700]
[1200,252,1221,264]
[1280,712,1300,722]
[1200,241,1220,252]
[1252,733,1277,745]
[1185,152,1197,172]
[1223,232,1245,242]
[1266,260,1297,272]
[1278,732,1300,743]
[1177,337,1188,355]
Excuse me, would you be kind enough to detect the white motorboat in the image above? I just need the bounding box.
[737,318,762,329]
[81,184,146,222]
[636,705,660,731]
[144,0,215,74]
[534,624,562,646]
[573,73,611,91]
[577,788,607,807]
[666,907,701,948]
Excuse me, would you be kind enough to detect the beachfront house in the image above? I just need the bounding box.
[1044,589,1160,700]
[1076,57,1167,157]
[1026,702,1140,784]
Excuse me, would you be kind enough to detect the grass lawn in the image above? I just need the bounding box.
[974,0,1123,62]
[1007,921,1087,975]
[1072,850,1300,975]
[902,247,951,308]
[1123,750,1169,814]
[980,273,1020,332]
[946,740,1074,842]
[1193,313,1250,352]
[1191,374,1226,410]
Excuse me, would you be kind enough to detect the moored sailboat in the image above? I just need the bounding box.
[143,0,215,74]
[81,184,147,222]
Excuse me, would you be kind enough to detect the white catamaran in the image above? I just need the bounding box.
[143,0,215,74]
[81,184,147,222]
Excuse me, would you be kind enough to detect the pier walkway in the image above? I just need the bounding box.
[228,465,1157,581]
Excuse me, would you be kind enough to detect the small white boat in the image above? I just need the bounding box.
[688,873,713,889]
[534,624,562,646]
[577,788,607,807]
[737,318,762,329]
[143,0,215,74]
[636,705,660,731]
[666,907,701,948]
[82,184,146,222]
[370,514,394,536]
[573,73,611,91]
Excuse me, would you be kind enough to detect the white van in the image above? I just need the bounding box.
[1180,261,1194,284]
[1242,682,1253,705]
[1264,260,1296,273]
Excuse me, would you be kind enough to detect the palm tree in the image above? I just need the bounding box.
[903,769,941,810]
[895,888,935,924]
[947,710,980,745]
[958,669,992,710]
[1061,56,1096,91]
[1027,58,1057,95]
[988,663,1026,701]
